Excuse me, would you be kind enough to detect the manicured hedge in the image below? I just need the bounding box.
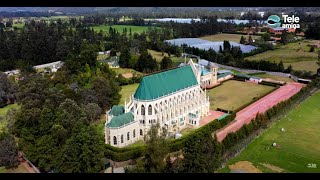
[216,108,232,114]
[259,80,284,87]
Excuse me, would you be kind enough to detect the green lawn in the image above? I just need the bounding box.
[97,54,109,61]
[147,49,170,62]
[245,40,319,72]
[91,25,153,34]
[0,104,19,133]
[112,68,143,76]
[200,33,260,43]
[119,84,139,106]
[253,74,294,82]
[219,91,320,173]
[208,80,275,111]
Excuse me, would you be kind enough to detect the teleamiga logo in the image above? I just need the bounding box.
[267,15,300,29]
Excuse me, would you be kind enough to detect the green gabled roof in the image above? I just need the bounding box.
[108,105,124,116]
[201,68,211,76]
[108,112,134,128]
[134,65,198,100]
[217,113,229,121]
[217,72,233,79]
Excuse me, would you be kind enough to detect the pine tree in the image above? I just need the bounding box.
[248,35,253,45]
[278,60,285,72]
[160,56,173,70]
[240,36,246,44]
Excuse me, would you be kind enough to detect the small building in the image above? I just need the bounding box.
[248,76,262,83]
[269,27,285,35]
[217,72,233,82]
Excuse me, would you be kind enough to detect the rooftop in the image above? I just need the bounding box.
[134,65,198,100]
[217,72,233,79]
[107,112,134,128]
[201,68,212,76]
[108,105,125,116]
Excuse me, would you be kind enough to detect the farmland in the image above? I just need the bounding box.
[218,91,320,173]
[207,80,275,111]
[245,40,319,72]
[91,25,152,34]
[200,33,260,43]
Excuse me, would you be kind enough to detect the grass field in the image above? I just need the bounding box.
[208,80,275,111]
[284,61,319,73]
[219,91,320,173]
[245,40,319,72]
[147,49,186,66]
[91,25,152,34]
[253,74,294,82]
[97,54,109,61]
[119,84,139,105]
[112,68,143,76]
[200,33,260,43]
[147,49,170,62]
[0,104,19,133]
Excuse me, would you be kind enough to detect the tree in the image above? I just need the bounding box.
[110,49,117,56]
[284,64,293,73]
[262,33,271,41]
[125,123,168,173]
[317,51,320,75]
[181,132,221,173]
[91,76,120,109]
[119,48,131,68]
[160,56,173,70]
[55,124,105,173]
[240,36,246,44]
[0,72,17,107]
[79,44,99,68]
[248,35,253,45]
[223,41,231,52]
[278,60,285,72]
[83,103,102,122]
[0,133,20,169]
[135,50,158,73]
[309,46,315,52]
[281,32,289,44]
[56,98,88,130]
